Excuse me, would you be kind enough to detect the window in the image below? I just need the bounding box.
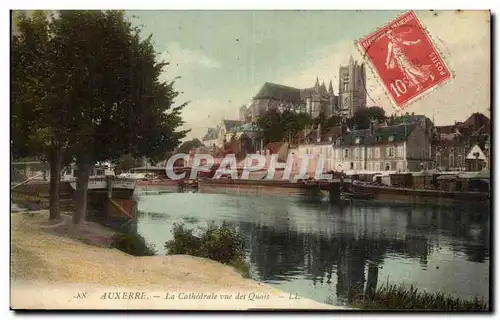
[397,162,404,172]
[374,147,380,159]
[388,135,395,142]
[355,137,360,144]
[398,146,404,158]
[457,154,463,168]
[336,149,341,159]
[387,147,395,157]
[449,154,455,168]
[354,148,360,159]
[350,162,354,170]
[367,163,373,171]
[376,136,382,142]
[344,148,349,159]
[375,162,380,171]
[385,162,391,171]
[436,153,442,167]
[367,147,373,159]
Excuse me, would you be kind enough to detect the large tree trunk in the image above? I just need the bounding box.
[48,145,63,220]
[73,155,91,224]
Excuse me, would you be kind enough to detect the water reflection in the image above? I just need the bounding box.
[135,193,490,304]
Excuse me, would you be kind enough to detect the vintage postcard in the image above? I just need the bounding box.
[10,10,491,311]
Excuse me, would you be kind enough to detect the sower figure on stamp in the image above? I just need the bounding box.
[385,30,435,91]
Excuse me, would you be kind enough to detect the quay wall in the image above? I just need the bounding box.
[197,179,335,199]
[353,184,490,205]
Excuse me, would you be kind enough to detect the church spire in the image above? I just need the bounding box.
[349,54,354,65]
[328,80,334,94]
[320,80,327,94]
[315,77,320,88]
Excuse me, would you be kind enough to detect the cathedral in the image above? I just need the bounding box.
[239,56,367,122]
[338,56,367,118]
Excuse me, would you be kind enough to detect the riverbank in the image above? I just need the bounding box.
[10,210,348,310]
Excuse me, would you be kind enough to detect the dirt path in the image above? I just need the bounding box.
[10,211,349,310]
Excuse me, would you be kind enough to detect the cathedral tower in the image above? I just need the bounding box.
[338,56,367,118]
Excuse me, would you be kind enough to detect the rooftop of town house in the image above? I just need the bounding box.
[461,112,490,130]
[229,122,263,133]
[389,113,433,126]
[334,123,418,147]
[222,120,244,132]
[202,127,219,141]
[296,125,343,145]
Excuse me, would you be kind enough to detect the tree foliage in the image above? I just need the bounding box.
[351,106,387,130]
[176,138,203,154]
[11,10,188,224]
[114,154,143,173]
[257,109,312,144]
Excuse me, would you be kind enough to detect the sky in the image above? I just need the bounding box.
[126,10,491,141]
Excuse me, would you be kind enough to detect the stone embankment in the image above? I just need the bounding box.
[10,211,349,310]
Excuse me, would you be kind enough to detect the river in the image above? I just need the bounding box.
[133,191,490,306]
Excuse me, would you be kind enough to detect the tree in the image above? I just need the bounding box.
[352,107,387,130]
[257,109,312,144]
[114,154,143,174]
[176,138,203,154]
[12,10,188,224]
[57,11,188,224]
[325,115,343,129]
[12,11,74,221]
[257,109,285,143]
[366,106,387,122]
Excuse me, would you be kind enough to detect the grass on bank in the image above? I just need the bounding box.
[331,283,489,311]
[165,222,252,279]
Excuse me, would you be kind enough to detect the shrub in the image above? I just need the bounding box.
[345,284,489,311]
[111,232,157,256]
[164,223,202,256]
[164,221,251,278]
[199,221,245,264]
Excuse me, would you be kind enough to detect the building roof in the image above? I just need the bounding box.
[254,82,303,104]
[229,122,263,133]
[460,112,490,130]
[335,123,417,146]
[322,126,343,142]
[222,120,244,132]
[202,127,219,141]
[296,125,343,145]
[299,88,315,101]
[434,125,456,135]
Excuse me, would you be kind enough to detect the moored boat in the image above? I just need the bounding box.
[62,162,136,200]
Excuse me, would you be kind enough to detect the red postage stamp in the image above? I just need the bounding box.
[358,10,452,109]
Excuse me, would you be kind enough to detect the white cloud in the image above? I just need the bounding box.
[159,42,220,82]
[276,10,490,124]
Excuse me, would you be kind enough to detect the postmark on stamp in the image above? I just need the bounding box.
[358,10,452,110]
